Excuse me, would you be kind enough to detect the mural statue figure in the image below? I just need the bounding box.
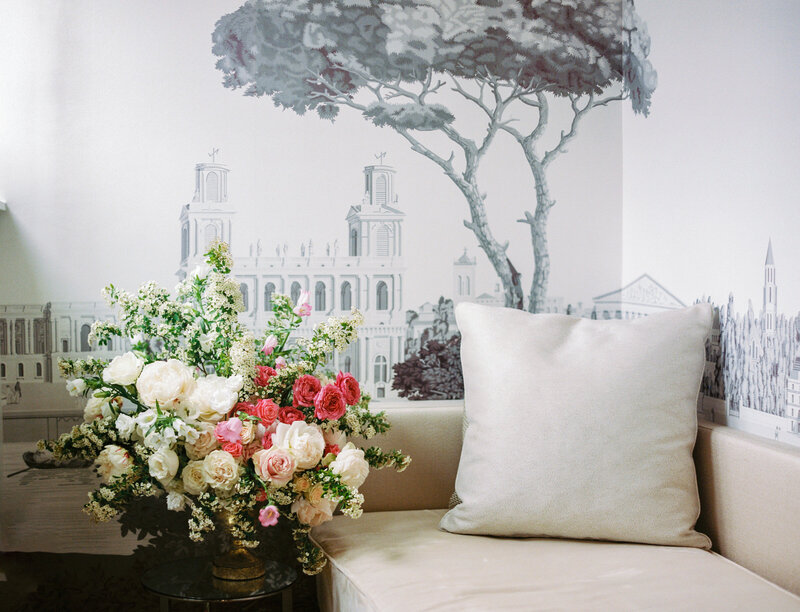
[212,0,656,311]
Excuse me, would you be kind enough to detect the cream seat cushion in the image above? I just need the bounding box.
[312,509,800,612]
[440,303,712,548]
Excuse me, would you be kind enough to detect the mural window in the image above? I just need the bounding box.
[80,324,92,352]
[204,224,219,248]
[14,319,25,354]
[315,281,326,311]
[375,174,387,206]
[0,319,6,355]
[343,356,352,373]
[36,363,42,377]
[349,229,358,256]
[374,355,388,383]
[458,276,463,295]
[340,282,352,311]
[376,281,389,311]
[376,225,390,256]
[290,282,302,305]
[1,363,5,378]
[107,338,113,351]
[376,386,385,399]
[34,318,46,353]
[264,283,276,311]
[465,277,470,295]
[61,339,69,352]
[240,283,249,311]
[206,171,219,202]
[181,224,189,260]
[18,363,24,377]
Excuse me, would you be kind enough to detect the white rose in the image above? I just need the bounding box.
[166,491,186,512]
[95,445,133,483]
[135,409,157,435]
[102,352,145,386]
[83,395,109,422]
[323,427,347,450]
[181,460,208,495]
[202,449,240,491]
[272,421,325,470]
[185,422,218,460]
[66,379,86,397]
[330,443,370,489]
[240,420,257,445]
[148,447,179,486]
[135,359,196,410]
[115,413,136,439]
[183,374,243,423]
[291,497,336,527]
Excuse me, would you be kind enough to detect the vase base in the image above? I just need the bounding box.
[212,548,266,581]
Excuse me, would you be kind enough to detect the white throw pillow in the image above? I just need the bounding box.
[440,302,712,549]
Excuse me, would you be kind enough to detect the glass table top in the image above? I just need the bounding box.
[141,556,297,603]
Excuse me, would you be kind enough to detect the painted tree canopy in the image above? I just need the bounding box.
[213,0,656,311]
[214,0,655,118]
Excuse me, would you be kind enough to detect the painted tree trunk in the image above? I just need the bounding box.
[460,181,525,310]
[524,162,554,314]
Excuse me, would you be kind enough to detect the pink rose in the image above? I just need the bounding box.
[278,406,306,425]
[255,488,268,502]
[254,366,277,388]
[214,417,243,444]
[275,357,287,369]
[335,371,361,405]
[261,335,278,357]
[314,384,346,421]
[293,290,311,317]
[222,440,243,458]
[259,505,280,527]
[324,443,340,456]
[252,447,297,487]
[255,398,279,426]
[292,375,322,408]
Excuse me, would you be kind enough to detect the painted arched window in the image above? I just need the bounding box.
[290,282,302,305]
[458,276,463,295]
[340,281,352,311]
[206,172,219,202]
[107,338,113,351]
[376,225,390,256]
[375,175,387,206]
[376,281,389,311]
[374,355,388,383]
[36,363,42,377]
[181,224,189,260]
[18,363,24,377]
[315,281,326,311]
[0,319,6,355]
[80,324,92,352]
[349,229,358,256]
[0,363,5,377]
[240,283,249,311]
[264,283,276,312]
[343,356,352,373]
[465,277,471,296]
[204,223,219,248]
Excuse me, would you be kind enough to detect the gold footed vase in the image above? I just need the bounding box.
[212,511,266,581]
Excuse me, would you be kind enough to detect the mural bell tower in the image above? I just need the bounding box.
[346,158,404,258]
[763,239,777,337]
[178,149,236,279]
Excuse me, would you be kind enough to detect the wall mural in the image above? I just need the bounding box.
[2,0,798,453]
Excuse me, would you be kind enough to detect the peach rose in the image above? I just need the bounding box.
[292,497,335,527]
[252,447,297,487]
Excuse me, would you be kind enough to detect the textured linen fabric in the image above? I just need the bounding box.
[312,509,800,612]
[440,302,712,548]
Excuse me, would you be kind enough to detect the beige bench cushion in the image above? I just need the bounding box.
[312,509,800,612]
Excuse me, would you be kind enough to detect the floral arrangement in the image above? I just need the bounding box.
[40,241,410,574]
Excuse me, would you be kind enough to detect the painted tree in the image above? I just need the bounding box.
[213,0,656,311]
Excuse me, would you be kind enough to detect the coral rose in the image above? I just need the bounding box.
[314,384,346,421]
[278,406,305,425]
[335,371,361,405]
[292,375,321,408]
[254,398,279,425]
[254,365,277,388]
